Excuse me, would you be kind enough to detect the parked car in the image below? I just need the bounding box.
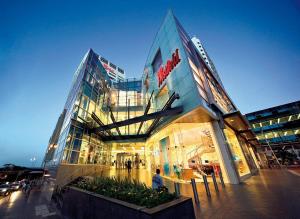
[10,181,21,191]
[0,184,12,196]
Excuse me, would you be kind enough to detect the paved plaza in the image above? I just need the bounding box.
[0,169,299,218]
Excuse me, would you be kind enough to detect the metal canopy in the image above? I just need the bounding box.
[101,134,148,142]
[89,92,182,141]
[223,111,260,147]
[91,113,112,136]
[108,107,122,136]
[137,91,154,135]
[92,106,183,133]
[146,92,180,136]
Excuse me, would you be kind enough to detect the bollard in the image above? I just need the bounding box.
[174,182,180,197]
[211,172,219,193]
[202,175,211,197]
[191,178,200,206]
[219,170,225,188]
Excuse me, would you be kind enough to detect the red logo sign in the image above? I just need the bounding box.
[102,63,115,73]
[157,49,181,86]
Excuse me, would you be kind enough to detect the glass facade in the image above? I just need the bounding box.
[147,123,221,180]
[224,126,251,177]
[245,101,300,165]
[45,11,257,184]
[246,101,300,144]
[50,49,114,166]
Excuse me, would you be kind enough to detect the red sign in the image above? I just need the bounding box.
[157,49,181,86]
[102,63,115,73]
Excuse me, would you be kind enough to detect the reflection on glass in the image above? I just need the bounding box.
[224,126,250,177]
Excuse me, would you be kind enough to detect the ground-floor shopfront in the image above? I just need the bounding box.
[56,107,259,184]
[107,116,259,184]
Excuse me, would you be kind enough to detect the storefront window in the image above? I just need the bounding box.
[147,123,221,181]
[237,137,257,172]
[224,126,250,177]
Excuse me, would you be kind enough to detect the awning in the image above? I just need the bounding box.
[223,111,260,146]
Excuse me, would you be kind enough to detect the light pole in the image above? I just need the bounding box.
[30,157,36,167]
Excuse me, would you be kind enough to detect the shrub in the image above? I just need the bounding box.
[71,176,177,208]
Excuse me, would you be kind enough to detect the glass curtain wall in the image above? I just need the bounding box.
[146,122,221,181]
[252,113,300,143]
[110,79,144,135]
[224,126,251,177]
[237,136,258,172]
[53,50,113,165]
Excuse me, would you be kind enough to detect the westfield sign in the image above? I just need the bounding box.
[157,49,181,86]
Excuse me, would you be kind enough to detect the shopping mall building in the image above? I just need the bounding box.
[44,11,259,184]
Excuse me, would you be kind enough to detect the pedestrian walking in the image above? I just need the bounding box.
[25,181,31,197]
[127,159,132,173]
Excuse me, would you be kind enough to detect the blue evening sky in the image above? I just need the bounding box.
[0,0,299,166]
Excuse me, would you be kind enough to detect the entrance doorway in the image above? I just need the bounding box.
[111,143,147,169]
[115,153,145,169]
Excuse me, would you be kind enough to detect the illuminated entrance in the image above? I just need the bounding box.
[111,143,147,169]
[108,121,222,182]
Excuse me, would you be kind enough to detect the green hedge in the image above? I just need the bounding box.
[72,177,177,208]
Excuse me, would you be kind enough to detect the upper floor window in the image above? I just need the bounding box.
[118,67,124,74]
[109,63,117,69]
[152,49,162,73]
[100,57,108,64]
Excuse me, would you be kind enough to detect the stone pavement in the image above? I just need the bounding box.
[103,168,300,219]
[0,169,299,219]
[189,169,300,219]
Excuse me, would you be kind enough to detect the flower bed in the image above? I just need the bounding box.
[72,176,177,208]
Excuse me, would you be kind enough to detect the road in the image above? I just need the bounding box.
[0,182,60,219]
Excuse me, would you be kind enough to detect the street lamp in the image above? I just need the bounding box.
[30,157,36,167]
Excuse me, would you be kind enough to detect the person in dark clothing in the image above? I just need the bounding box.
[127,159,132,173]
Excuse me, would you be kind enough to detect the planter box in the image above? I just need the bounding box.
[61,186,195,219]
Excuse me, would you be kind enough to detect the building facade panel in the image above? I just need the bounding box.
[245,101,300,166]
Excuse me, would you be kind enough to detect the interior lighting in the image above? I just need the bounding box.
[270,120,272,125]
[260,123,262,127]
[295,130,299,134]
[288,116,292,121]
[278,118,280,123]
[298,114,300,119]
[284,131,287,136]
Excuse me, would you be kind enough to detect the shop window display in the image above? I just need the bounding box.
[147,122,221,181]
[237,137,258,172]
[224,126,251,177]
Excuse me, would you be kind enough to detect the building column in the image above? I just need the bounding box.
[211,120,240,184]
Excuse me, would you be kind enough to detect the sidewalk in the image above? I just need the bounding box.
[189,169,300,218]
[103,168,300,219]
[0,169,299,218]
